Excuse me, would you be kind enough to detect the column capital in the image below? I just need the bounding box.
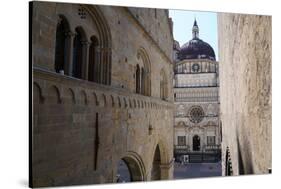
[100,47,111,52]
[96,47,101,52]
[159,158,174,169]
[81,40,91,46]
[65,31,76,37]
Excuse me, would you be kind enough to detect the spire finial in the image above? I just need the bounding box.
[192,18,199,38]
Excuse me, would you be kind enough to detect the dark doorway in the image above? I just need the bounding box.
[193,135,200,151]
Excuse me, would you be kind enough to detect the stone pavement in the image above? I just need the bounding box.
[174,161,222,179]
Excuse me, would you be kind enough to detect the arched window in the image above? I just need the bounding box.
[84,6,112,85]
[54,16,69,74]
[54,7,112,85]
[136,64,140,93]
[72,27,86,79]
[141,67,145,95]
[160,69,168,100]
[137,48,151,96]
[88,36,99,82]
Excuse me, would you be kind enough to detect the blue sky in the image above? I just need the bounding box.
[169,9,218,60]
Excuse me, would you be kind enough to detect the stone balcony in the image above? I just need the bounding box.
[203,144,221,152]
[174,144,221,154]
[174,145,190,154]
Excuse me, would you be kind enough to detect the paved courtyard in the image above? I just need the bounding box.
[174,162,222,179]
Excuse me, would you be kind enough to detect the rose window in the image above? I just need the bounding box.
[189,106,204,123]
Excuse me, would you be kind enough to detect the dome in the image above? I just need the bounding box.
[179,38,216,61]
[178,20,216,61]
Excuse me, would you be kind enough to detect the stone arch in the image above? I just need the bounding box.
[101,94,107,107]
[137,47,151,96]
[117,96,122,108]
[151,141,170,180]
[133,99,137,108]
[177,121,186,127]
[151,144,161,180]
[33,82,44,104]
[92,92,99,106]
[47,85,62,104]
[79,90,88,105]
[137,100,140,108]
[157,140,169,164]
[83,5,112,85]
[110,95,115,107]
[123,97,127,108]
[207,104,215,116]
[129,99,132,108]
[117,151,146,182]
[64,88,76,104]
[206,121,216,126]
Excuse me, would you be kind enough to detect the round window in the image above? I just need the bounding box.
[192,63,200,72]
[189,106,204,123]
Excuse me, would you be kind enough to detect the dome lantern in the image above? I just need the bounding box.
[192,19,199,39]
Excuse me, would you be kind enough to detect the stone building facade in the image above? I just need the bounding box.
[31,2,174,187]
[218,13,272,175]
[173,20,220,162]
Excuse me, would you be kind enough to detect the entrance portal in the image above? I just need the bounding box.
[193,135,200,151]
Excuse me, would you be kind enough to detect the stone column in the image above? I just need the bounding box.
[159,159,174,180]
[108,50,112,85]
[81,41,91,80]
[64,31,75,76]
[105,48,111,85]
[94,46,101,83]
[99,47,104,84]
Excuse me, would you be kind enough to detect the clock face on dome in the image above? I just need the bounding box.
[192,63,200,72]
